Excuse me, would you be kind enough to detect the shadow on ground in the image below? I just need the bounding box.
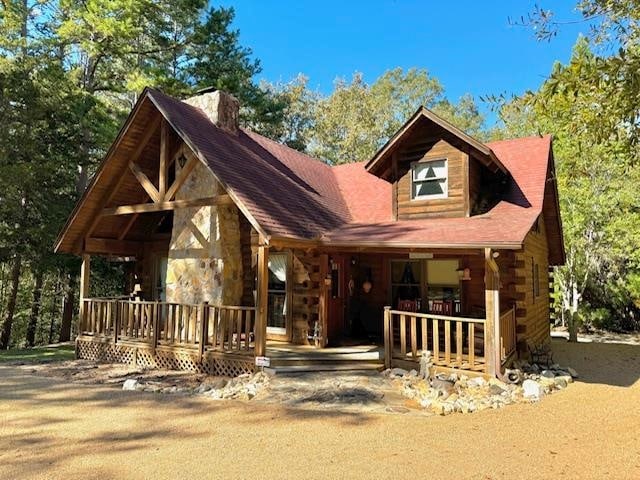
[551,338,640,387]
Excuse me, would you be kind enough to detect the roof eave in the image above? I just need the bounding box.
[365,106,508,177]
[268,235,523,251]
[53,87,156,255]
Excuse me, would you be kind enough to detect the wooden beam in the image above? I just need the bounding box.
[129,162,161,203]
[484,248,500,378]
[159,119,169,198]
[118,213,139,240]
[255,242,269,357]
[101,195,233,216]
[82,114,162,245]
[164,153,198,201]
[85,237,141,256]
[318,253,329,347]
[79,254,90,331]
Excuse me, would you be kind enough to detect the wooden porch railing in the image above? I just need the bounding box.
[499,306,516,363]
[384,308,487,373]
[80,298,256,356]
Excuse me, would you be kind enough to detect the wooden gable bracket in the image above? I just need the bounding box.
[100,194,233,216]
[129,162,161,203]
[164,149,199,202]
[186,219,210,250]
[159,119,169,198]
[117,213,139,240]
[81,113,162,247]
[122,121,201,209]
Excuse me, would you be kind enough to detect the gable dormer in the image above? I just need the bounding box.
[365,108,508,220]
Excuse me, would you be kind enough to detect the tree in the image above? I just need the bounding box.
[309,68,485,164]
[493,37,640,338]
[0,1,291,348]
[258,75,319,151]
[0,58,83,348]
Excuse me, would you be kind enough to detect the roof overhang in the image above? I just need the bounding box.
[365,107,508,177]
[268,235,523,251]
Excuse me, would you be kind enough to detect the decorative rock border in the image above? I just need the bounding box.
[385,361,578,415]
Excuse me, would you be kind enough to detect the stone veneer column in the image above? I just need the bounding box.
[165,160,243,306]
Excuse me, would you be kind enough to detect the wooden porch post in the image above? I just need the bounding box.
[484,248,500,377]
[79,254,91,334]
[384,306,392,369]
[255,242,269,357]
[318,253,329,347]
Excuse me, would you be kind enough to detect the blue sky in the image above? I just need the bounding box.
[216,1,588,126]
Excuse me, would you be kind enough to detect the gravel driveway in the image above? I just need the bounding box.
[1,339,639,479]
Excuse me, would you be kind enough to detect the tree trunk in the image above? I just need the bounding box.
[26,270,44,347]
[0,262,7,321]
[567,282,579,343]
[0,255,22,349]
[59,274,76,342]
[568,312,579,343]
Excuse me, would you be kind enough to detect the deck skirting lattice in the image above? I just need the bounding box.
[76,338,254,377]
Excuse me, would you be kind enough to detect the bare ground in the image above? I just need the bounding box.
[1,338,640,480]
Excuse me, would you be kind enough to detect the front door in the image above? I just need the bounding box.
[266,252,290,340]
[326,254,347,345]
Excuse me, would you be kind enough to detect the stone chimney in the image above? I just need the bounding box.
[184,88,240,135]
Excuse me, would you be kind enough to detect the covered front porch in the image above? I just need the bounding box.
[76,243,517,377]
[77,296,383,375]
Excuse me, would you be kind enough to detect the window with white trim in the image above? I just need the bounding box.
[411,159,448,200]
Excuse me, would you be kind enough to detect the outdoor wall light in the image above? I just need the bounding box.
[457,267,471,281]
[177,154,187,168]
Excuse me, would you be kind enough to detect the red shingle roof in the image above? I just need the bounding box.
[148,89,351,240]
[55,87,563,261]
[149,89,559,254]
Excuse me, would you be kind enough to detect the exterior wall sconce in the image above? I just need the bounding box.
[457,267,471,281]
[362,266,373,293]
[177,154,187,168]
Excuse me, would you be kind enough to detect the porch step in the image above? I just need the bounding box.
[264,362,385,374]
[268,351,383,363]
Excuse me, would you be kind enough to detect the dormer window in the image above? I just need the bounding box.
[411,159,448,200]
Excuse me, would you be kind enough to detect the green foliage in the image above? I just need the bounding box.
[300,68,486,164]
[578,305,612,331]
[0,58,83,263]
[0,0,284,348]
[495,3,640,333]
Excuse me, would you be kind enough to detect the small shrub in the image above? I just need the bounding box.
[579,306,613,332]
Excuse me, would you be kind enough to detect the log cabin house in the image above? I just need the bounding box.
[55,88,564,378]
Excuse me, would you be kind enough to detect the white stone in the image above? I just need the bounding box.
[522,379,544,399]
[467,377,487,388]
[122,379,139,391]
[390,368,408,378]
[165,161,243,306]
[567,367,579,378]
